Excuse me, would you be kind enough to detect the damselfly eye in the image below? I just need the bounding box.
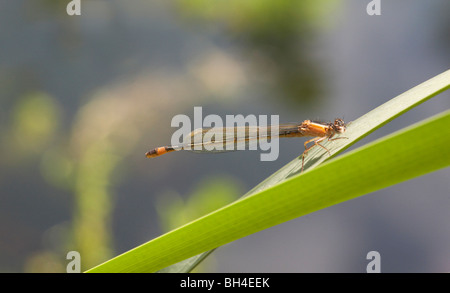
[332,119,346,133]
[334,119,344,126]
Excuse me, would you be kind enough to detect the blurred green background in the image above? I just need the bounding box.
[0,0,449,272]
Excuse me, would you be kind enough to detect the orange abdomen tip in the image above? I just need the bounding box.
[146,146,174,158]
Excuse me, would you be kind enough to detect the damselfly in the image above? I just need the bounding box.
[145,118,348,172]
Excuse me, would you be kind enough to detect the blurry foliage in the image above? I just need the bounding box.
[23,221,72,273]
[156,175,242,272]
[176,0,339,105]
[156,176,242,232]
[23,250,65,273]
[40,146,74,190]
[32,0,70,15]
[3,92,61,164]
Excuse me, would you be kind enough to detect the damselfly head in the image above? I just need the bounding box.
[332,118,346,133]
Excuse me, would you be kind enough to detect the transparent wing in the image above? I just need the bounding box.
[179,124,303,153]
